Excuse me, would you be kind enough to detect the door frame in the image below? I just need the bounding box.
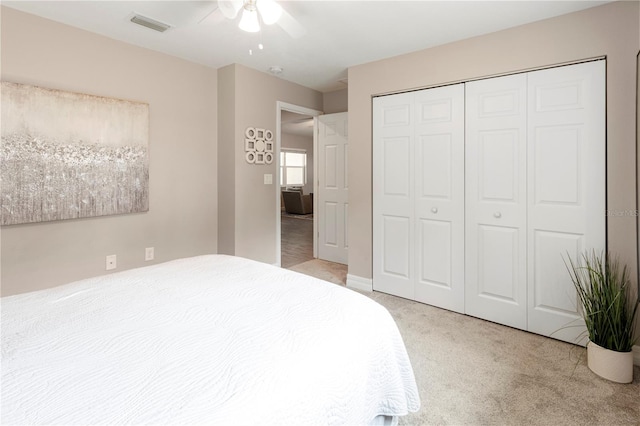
[275,101,323,267]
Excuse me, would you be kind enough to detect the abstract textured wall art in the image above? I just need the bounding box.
[1,82,149,225]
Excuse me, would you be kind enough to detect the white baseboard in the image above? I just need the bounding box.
[343,273,640,366]
[346,274,373,292]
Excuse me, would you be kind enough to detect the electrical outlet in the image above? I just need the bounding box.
[145,247,154,261]
[106,255,117,271]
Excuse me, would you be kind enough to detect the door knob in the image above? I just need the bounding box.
[431,207,438,214]
[494,212,502,218]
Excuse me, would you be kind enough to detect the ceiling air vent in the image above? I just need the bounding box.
[130,14,171,33]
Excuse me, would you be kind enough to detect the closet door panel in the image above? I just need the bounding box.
[418,219,452,284]
[373,93,415,299]
[420,134,452,198]
[477,225,521,302]
[527,61,606,343]
[382,215,411,278]
[475,129,523,221]
[465,74,528,330]
[414,84,465,313]
[533,231,583,311]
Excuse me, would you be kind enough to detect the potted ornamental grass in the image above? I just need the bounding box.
[565,251,639,383]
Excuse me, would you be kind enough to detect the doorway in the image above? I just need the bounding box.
[275,102,322,267]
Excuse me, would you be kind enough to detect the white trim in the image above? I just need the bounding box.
[345,273,640,365]
[313,117,318,259]
[346,274,373,292]
[372,56,606,99]
[275,102,322,268]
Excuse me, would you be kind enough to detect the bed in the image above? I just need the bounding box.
[1,255,420,425]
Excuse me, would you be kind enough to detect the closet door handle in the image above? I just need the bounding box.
[431,207,438,214]
[494,212,502,218]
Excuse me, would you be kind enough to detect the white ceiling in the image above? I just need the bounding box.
[4,1,610,93]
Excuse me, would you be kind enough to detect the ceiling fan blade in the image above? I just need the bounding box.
[257,0,282,25]
[277,9,306,38]
[218,0,243,19]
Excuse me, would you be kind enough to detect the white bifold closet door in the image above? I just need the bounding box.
[464,73,528,330]
[373,60,604,345]
[525,62,606,341]
[373,84,465,312]
[465,60,605,342]
[373,91,415,300]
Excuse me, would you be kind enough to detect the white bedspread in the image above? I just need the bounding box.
[2,255,420,425]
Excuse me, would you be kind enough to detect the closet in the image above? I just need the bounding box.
[372,60,605,343]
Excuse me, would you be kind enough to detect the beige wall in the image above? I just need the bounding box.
[282,132,314,195]
[217,65,236,255]
[323,88,348,114]
[348,0,639,297]
[217,64,322,264]
[0,7,218,295]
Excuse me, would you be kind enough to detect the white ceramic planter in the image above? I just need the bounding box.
[587,341,634,383]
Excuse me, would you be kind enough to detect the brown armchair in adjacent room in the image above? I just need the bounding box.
[282,190,313,215]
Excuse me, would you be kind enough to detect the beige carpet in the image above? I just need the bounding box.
[287,259,347,285]
[367,291,640,425]
[286,260,640,425]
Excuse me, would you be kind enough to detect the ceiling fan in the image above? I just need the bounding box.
[206,0,306,38]
[220,0,279,32]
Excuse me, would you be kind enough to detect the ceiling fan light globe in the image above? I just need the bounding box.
[219,0,243,19]
[239,9,260,32]
[257,0,282,25]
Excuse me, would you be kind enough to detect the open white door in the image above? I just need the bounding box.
[316,112,348,265]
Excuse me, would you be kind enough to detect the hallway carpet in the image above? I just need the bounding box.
[280,214,314,268]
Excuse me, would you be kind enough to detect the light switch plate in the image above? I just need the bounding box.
[264,174,273,185]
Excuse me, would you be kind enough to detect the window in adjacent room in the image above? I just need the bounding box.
[280,149,307,186]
